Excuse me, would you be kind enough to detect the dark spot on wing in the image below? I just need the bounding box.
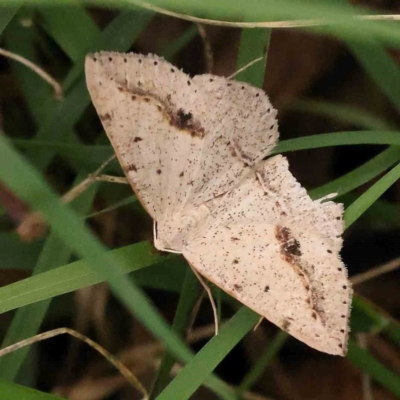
[275,226,302,262]
[126,164,137,172]
[157,169,162,175]
[176,109,193,128]
[282,319,291,331]
[264,285,270,293]
[312,312,317,319]
[99,113,112,122]
[134,137,143,142]
[233,284,243,292]
[179,171,184,177]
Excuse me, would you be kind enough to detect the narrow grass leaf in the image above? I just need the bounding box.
[150,269,201,398]
[345,162,400,227]
[310,146,400,199]
[0,242,167,315]
[273,131,400,155]
[39,5,99,61]
[157,307,259,400]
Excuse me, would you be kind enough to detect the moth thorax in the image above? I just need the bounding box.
[154,205,209,253]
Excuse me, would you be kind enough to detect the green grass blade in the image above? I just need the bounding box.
[2,0,400,46]
[238,331,288,393]
[150,269,200,398]
[0,3,21,34]
[38,5,99,61]
[310,146,400,199]
[157,307,259,400]
[347,340,400,397]
[0,242,167,315]
[344,162,400,227]
[0,379,64,400]
[272,131,400,155]
[0,176,97,381]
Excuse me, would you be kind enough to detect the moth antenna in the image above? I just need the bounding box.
[0,327,149,399]
[189,263,219,335]
[228,56,264,80]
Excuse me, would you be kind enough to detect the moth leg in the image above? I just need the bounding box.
[188,262,219,336]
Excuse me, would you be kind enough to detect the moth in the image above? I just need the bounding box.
[85,52,352,356]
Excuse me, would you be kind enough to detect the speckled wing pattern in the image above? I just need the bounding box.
[183,155,351,355]
[85,52,351,356]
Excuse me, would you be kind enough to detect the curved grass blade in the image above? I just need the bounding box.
[310,146,400,199]
[38,5,99,61]
[272,130,400,155]
[345,162,400,227]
